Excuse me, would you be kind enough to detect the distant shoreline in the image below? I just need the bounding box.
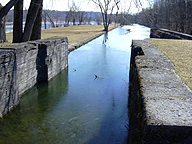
[6,22,13,25]
[5,21,99,33]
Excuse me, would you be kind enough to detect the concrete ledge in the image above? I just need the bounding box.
[150,28,192,40]
[129,39,192,143]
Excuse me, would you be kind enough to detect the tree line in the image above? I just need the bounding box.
[134,0,192,34]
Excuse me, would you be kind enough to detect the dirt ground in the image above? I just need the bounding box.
[149,39,192,90]
[2,24,119,48]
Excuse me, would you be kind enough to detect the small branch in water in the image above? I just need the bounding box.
[94,74,104,80]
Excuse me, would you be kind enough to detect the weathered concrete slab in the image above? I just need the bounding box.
[1,43,39,96]
[30,36,68,82]
[0,37,68,118]
[0,51,19,118]
[129,39,192,144]
[150,28,192,40]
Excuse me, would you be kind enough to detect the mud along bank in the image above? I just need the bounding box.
[129,39,192,143]
[0,37,68,117]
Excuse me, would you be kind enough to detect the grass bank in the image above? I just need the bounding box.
[3,24,119,51]
[149,39,192,90]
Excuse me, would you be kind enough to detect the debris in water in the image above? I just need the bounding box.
[68,117,78,123]
[94,74,104,80]
[70,133,76,138]
[94,118,99,121]
[122,78,127,83]
[84,104,90,108]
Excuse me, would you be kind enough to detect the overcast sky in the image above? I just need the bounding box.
[0,0,150,13]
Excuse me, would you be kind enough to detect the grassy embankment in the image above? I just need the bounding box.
[149,39,192,90]
[3,24,119,51]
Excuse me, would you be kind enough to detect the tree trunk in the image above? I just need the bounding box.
[0,0,18,20]
[22,0,43,42]
[47,12,55,28]
[0,3,7,42]
[13,0,23,43]
[42,10,47,29]
[104,25,108,32]
[30,4,42,40]
[179,0,186,32]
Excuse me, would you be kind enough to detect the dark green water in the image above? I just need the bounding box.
[0,25,150,144]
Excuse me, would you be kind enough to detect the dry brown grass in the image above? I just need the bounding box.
[149,39,192,90]
[3,24,119,48]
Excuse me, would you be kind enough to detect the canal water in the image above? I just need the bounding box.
[0,25,150,144]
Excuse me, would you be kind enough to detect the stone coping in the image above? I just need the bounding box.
[150,28,192,40]
[129,38,192,143]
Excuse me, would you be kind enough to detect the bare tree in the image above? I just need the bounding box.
[0,0,20,42]
[65,1,79,26]
[0,0,19,20]
[84,14,92,25]
[91,0,120,32]
[65,10,71,26]
[42,10,48,29]
[55,12,60,27]
[95,13,102,25]
[71,2,78,25]
[77,11,86,25]
[30,0,43,41]
[13,0,23,43]
[0,0,44,43]
[44,10,56,28]
[22,0,43,42]
[0,3,6,42]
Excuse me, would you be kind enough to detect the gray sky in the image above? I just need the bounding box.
[0,0,150,13]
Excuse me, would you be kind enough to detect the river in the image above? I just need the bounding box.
[0,24,150,144]
[5,21,98,33]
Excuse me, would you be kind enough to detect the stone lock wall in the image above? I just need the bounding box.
[0,37,68,118]
[129,39,192,144]
[33,37,68,82]
[0,51,18,118]
[2,43,39,96]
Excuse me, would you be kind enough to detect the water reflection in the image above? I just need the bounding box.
[103,32,108,45]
